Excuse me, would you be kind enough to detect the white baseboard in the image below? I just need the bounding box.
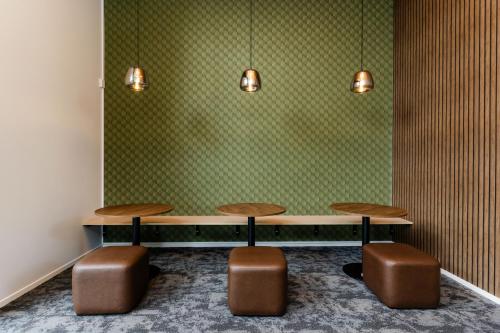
[0,246,101,308]
[441,269,500,305]
[103,240,394,248]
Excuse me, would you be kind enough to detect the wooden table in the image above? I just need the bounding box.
[82,215,413,227]
[330,202,408,280]
[95,204,174,246]
[216,203,286,246]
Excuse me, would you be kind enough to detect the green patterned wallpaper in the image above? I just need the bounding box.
[104,0,394,242]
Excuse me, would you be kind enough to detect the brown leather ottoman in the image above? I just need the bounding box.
[72,246,149,315]
[363,243,440,309]
[228,246,287,316]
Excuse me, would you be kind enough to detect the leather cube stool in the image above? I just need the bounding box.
[363,243,440,309]
[228,246,287,316]
[72,246,149,315]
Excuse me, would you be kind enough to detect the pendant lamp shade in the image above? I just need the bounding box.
[351,70,374,93]
[240,69,261,92]
[351,0,374,94]
[240,0,261,92]
[125,66,149,92]
[125,0,148,92]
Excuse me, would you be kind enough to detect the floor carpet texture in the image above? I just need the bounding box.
[1,247,499,333]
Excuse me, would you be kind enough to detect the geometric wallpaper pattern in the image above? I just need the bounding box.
[104,0,394,242]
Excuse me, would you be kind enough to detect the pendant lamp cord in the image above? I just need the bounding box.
[136,0,140,66]
[250,0,254,68]
[360,0,364,70]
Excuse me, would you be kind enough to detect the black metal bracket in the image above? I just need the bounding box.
[274,225,280,236]
[155,226,160,236]
[352,225,358,236]
[195,225,201,236]
[235,225,241,236]
[103,225,107,237]
[314,225,319,236]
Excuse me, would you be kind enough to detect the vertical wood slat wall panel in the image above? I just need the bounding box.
[393,0,499,297]
[494,0,499,297]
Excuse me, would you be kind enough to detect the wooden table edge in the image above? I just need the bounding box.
[329,203,408,218]
[94,204,174,218]
[215,203,287,217]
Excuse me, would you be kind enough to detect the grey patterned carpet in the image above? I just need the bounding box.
[1,247,500,333]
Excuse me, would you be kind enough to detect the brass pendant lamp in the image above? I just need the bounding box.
[240,0,261,92]
[125,0,148,92]
[351,0,374,93]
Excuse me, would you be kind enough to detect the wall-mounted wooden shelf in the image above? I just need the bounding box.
[82,215,413,226]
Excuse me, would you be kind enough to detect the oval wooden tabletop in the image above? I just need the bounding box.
[95,204,174,217]
[216,203,286,217]
[330,202,407,218]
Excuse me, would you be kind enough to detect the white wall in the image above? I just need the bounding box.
[0,0,102,306]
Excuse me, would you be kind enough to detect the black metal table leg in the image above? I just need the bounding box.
[131,216,160,279]
[132,216,141,246]
[362,216,370,245]
[248,216,256,246]
[343,216,370,280]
